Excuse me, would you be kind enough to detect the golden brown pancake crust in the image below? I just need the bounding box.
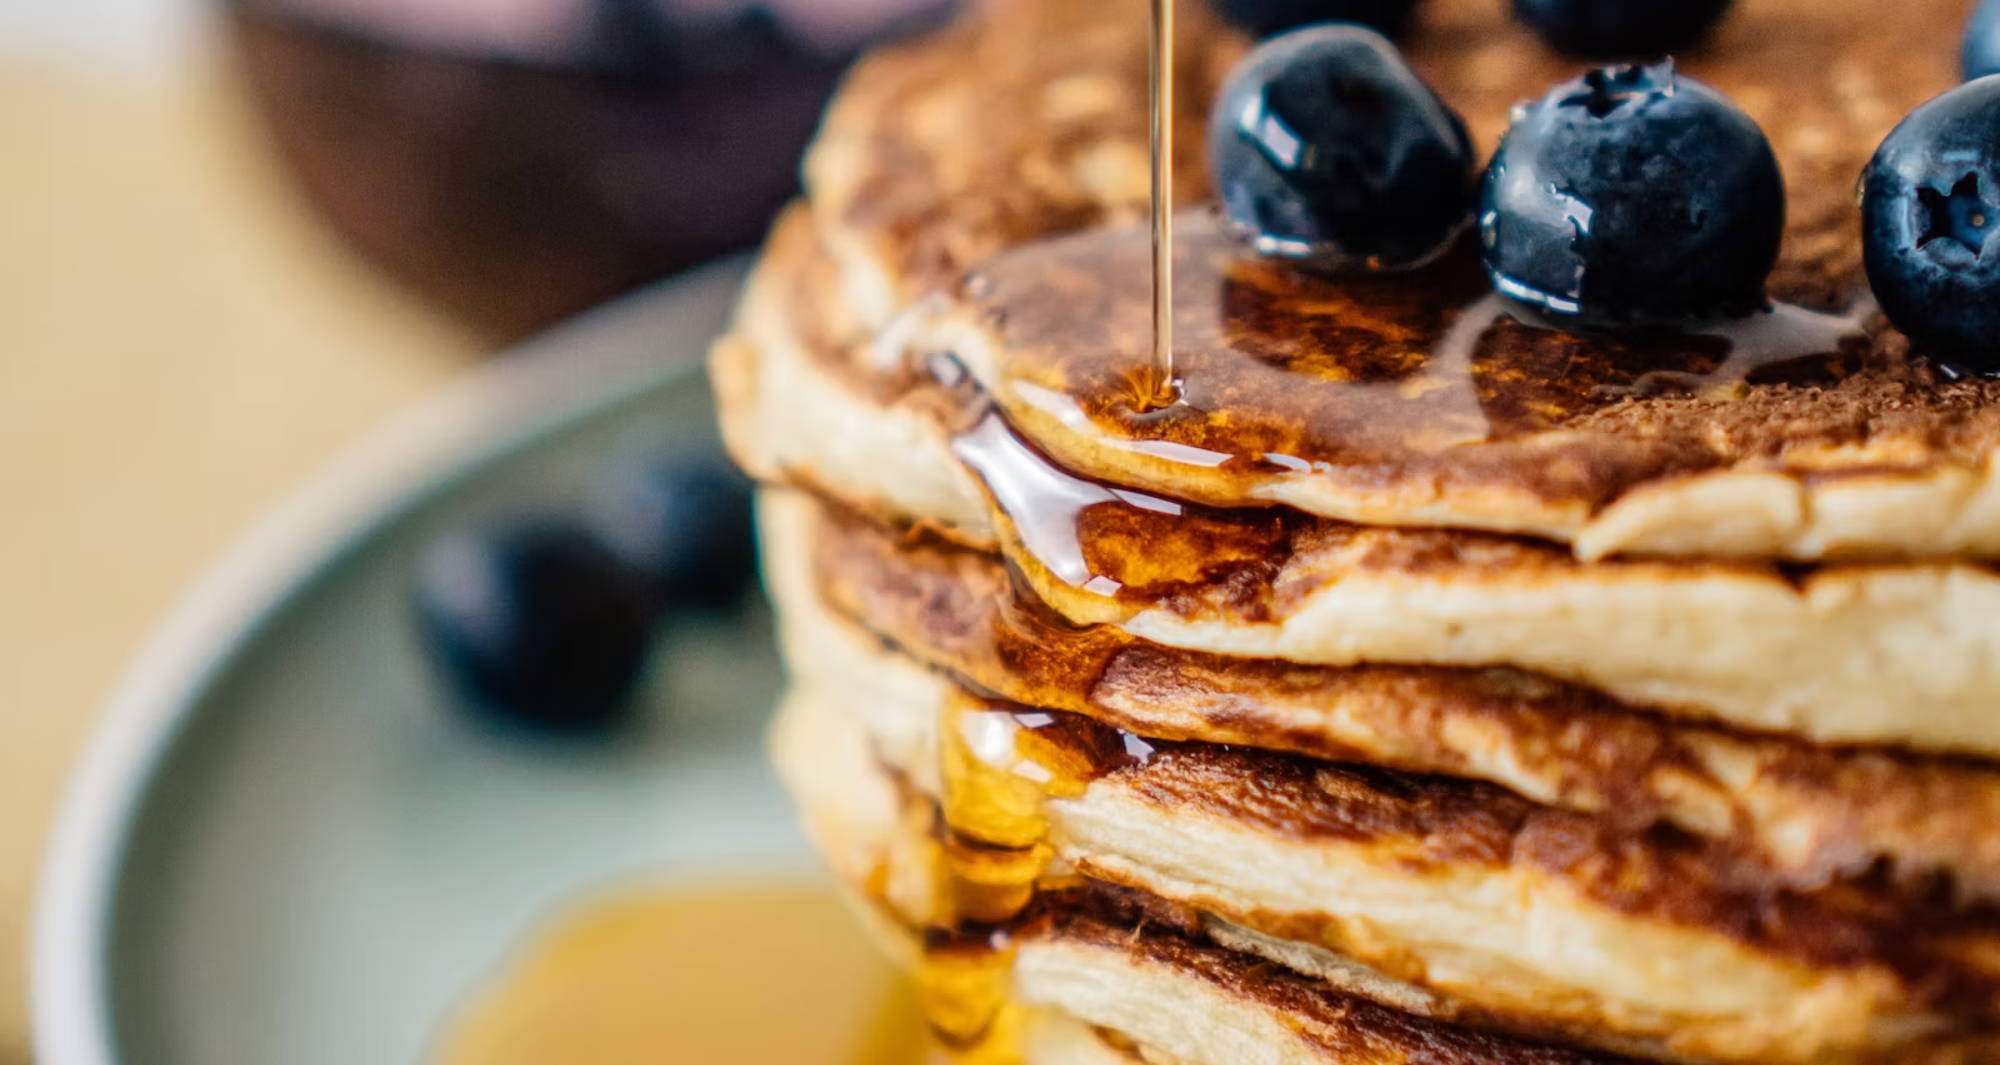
[776,677,2000,1065]
[855,668,2000,1033]
[812,0,2000,559]
[724,212,2000,753]
[817,0,1955,313]
[891,738,2000,1065]
[936,213,2000,529]
[807,0,1239,323]
[787,490,2000,901]
[1033,884,1647,1065]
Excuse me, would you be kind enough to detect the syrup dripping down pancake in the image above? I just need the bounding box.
[760,485,2000,903]
[769,671,2000,1065]
[718,210,2000,755]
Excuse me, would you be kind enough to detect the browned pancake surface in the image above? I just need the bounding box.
[789,490,2000,900]
[1035,884,1648,1065]
[813,0,2000,556]
[945,213,2000,520]
[820,0,1955,311]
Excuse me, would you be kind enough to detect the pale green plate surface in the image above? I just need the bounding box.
[34,260,808,1065]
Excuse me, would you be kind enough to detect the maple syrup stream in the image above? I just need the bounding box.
[1146,0,1178,410]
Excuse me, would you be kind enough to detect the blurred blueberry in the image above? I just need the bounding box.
[1209,24,1473,272]
[590,445,757,610]
[414,515,656,733]
[1213,0,1424,38]
[1965,0,2000,80]
[1861,76,2000,374]
[1511,0,1733,58]
[1479,61,1783,323]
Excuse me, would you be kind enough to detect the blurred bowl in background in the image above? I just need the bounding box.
[226,0,958,341]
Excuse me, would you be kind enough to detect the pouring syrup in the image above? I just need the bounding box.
[1145,0,1181,410]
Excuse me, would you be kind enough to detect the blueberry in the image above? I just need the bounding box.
[1965,0,2000,81]
[1512,0,1733,58]
[1861,77,2000,374]
[1478,62,1783,323]
[414,516,656,733]
[1213,0,1424,38]
[1209,24,1473,272]
[589,446,756,609]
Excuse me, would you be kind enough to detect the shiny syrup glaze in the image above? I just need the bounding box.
[906,17,1847,1060]
[887,615,2000,1055]
[945,212,1870,600]
[909,211,1882,1057]
[957,210,1870,481]
[919,688,1160,1062]
[952,409,1297,603]
[910,2,1186,1052]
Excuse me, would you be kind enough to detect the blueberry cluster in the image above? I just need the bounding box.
[1207,0,2000,374]
[413,446,756,736]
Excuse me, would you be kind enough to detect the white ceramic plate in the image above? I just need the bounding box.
[32,261,837,1065]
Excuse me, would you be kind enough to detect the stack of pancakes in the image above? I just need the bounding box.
[711,1,2000,1062]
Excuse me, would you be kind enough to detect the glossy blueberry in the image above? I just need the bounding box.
[1213,0,1424,39]
[1512,0,1733,58]
[1861,78,2000,374]
[1964,0,2000,81]
[1209,24,1473,272]
[589,446,756,608]
[414,516,656,733]
[1478,62,1783,323]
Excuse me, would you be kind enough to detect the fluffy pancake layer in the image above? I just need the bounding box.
[738,2,2000,1063]
[764,510,2000,1065]
[720,210,2000,755]
[802,0,2000,561]
[764,487,2000,900]
[773,686,1655,1065]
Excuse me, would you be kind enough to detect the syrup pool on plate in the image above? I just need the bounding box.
[431,880,927,1065]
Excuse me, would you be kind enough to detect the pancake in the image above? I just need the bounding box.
[772,689,1657,1065]
[772,679,2000,1065]
[721,212,2000,756]
[742,1,2000,1062]
[713,207,990,549]
[767,558,2000,1065]
[801,0,2000,562]
[760,486,2000,901]
[803,0,1240,333]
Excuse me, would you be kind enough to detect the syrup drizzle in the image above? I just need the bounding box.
[916,692,1158,1063]
[951,413,1187,597]
[1144,0,1179,410]
[910,4,1872,1056]
[945,221,1873,609]
[955,214,1873,490]
[920,291,1872,1060]
[1614,298,1879,398]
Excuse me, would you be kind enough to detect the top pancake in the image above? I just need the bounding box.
[812,0,2000,561]
[722,205,2000,755]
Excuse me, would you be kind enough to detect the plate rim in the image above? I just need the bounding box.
[30,259,746,1065]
